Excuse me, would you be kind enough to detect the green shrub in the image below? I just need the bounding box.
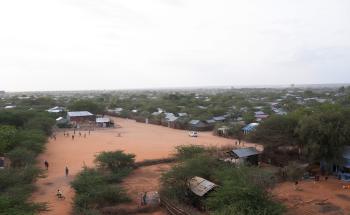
[175,145,207,160]
[95,150,135,172]
[72,151,135,215]
[161,146,284,215]
[7,147,36,168]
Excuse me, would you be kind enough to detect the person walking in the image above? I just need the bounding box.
[44,160,49,170]
[65,166,69,177]
[72,135,74,140]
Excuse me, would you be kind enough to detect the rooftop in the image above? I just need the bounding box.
[230,147,260,158]
[188,176,217,197]
[67,111,94,117]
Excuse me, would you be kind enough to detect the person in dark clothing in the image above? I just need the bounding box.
[65,166,69,177]
[44,160,49,170]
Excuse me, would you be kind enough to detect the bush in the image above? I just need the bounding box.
[7,147,36,168]
[0,110,54,215]
[95,150,135,172]
[72,151,136,214]
[72,167,130,213]
[0,166,45,215]
[175,145,207,160]
[161,146,284,215]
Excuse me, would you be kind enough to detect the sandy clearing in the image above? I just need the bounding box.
[32,117,253,215]
[272,178,350,214]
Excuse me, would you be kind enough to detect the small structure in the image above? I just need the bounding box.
[140,191,160,206]
[213,116,226,122]
[67,111,95,123]
[188,176,217,197]
[165,115,179,128]
[254,111,269,121]
[96,117,113,127]
[188,120,211,131]
[242,123,259,134]
[56,117,68,124]
[227,147,261,165]
[205,119,216,125]
[47,106,64,113]
[217,126,229,136]
[4,105,16,109]
[178,112,188,117]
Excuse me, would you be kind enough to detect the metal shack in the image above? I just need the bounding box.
[228,147,261,165]
[188,176,217,197]
[67,111,95,124]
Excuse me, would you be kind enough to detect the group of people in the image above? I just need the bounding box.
[44,160,69,200]
[44,160,69,176]
[63,129,91,140]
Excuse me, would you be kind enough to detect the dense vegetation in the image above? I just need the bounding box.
[161,145,284,215]
[249,104,350,168]
[71,150,135,215]
[0,110,55,215]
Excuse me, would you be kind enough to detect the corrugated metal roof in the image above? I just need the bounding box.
[206,119,216,124]
[213,116,226,121]
[56,117,63,121]
[231,147,260,158]
[68,111,93,117]
[189,120,200,125]
[188,176,217,197]
[166,115,178,122]
[242,123,259,132]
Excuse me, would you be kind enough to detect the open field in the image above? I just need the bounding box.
[273,178,350,214]
[32,117,250,215]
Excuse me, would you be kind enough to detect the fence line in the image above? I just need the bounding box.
[160,198,191,215]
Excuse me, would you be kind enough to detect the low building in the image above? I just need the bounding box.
[4,105,16,109]
[242,123,259,134]
[47,106,65,113]
[205,119,216,126]
[213,116,226,122]
[96,117,113,127]
[227,147,261,165]
[217,126,229,136]
[188,176,217,197]
[189,120,212,131]
[67,111,95,124]
[165,115,179,128]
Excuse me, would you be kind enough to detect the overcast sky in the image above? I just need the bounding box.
[0,0,350,91]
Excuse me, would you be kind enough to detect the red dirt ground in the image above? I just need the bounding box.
[32,117,256,215]
[272,178,350,214]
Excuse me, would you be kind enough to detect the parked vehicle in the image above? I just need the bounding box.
[189,131,198,137]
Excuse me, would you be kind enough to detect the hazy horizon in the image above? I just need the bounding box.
[1,0,350,91]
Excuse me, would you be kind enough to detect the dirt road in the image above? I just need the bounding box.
[32,118,256,215]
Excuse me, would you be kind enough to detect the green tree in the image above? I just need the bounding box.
[69,100,105,114]
[95,151,135,172]
[0,126,17,154]
[296,107,350,165]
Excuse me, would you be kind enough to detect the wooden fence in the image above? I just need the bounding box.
[160,198,191,215]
